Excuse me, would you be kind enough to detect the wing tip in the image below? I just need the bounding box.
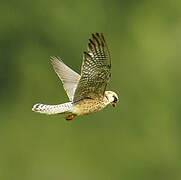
[50,56,60,62]
[50,56,64,67]
[92,32,104,36]
[89,32,106,48]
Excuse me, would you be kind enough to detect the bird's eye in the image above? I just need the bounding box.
[113,97,118,103]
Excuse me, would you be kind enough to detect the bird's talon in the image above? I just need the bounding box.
[65,114,74,121]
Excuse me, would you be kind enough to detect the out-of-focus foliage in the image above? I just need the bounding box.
[0,0,181,179]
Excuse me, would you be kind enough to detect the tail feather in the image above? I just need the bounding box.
[32,102,73,115]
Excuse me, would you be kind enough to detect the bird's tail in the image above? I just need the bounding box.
[32,102,73,115]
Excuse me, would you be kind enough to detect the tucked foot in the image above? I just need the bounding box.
[65,114,74,121]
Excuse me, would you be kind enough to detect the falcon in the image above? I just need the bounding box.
[32,33,118,120]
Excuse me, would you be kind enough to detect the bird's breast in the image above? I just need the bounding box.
[72,98,107,116]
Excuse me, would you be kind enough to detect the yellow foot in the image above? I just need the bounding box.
[65,114,74,121]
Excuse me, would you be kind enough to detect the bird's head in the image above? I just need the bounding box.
[105,91,119,107]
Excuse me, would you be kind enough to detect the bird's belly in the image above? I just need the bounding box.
[73,99,106,116]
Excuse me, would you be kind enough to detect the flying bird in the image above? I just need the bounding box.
[32,33,118,120]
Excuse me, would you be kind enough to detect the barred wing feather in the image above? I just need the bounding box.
[73,33,111,102]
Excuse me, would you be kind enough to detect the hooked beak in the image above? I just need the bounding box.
[111,96,118,107]
[112,102,117,107]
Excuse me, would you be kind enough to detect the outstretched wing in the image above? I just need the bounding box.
[73,33,111,102]
[51,56,80,102]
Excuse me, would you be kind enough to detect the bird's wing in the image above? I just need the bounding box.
[73,33,111,102]
[51,56,80,102]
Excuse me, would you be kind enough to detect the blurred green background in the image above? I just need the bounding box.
[0,0,181,179]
